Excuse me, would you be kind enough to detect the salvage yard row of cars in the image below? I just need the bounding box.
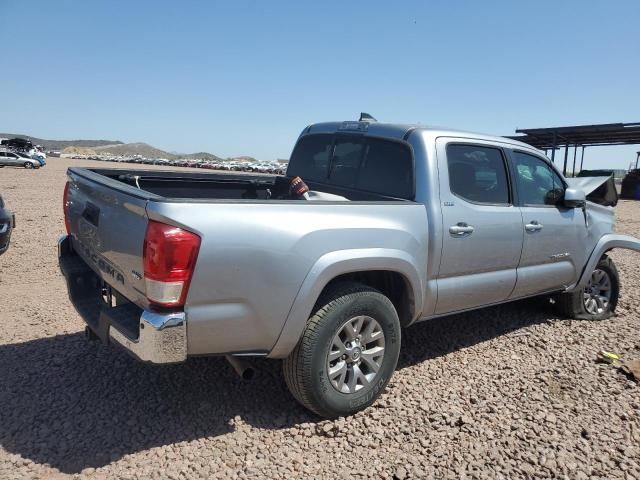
[68,154,287,174]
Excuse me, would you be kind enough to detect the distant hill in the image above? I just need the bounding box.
[0,133,123,151]
[182,152,225,162]
[1,132,264,162]
[62,143,227,161]
[93,142,177,159]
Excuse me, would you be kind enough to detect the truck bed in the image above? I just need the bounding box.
[74,168,411,202]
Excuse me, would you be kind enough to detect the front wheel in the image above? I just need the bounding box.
[283,282,401,418]
[24,162,33,169]
[555,256,619,320]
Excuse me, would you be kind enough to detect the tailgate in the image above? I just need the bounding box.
[66,168,151,307]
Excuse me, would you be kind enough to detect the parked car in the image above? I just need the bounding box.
[31,153,47,165]
[15,151,46,167]
[0,149,41,169]
[0,195,15,256]
[59,118,640,418]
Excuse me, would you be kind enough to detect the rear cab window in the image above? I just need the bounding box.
[287,134,414,199]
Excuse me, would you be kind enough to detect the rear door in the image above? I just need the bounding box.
[435,139,523,314]
[508,150,587,297]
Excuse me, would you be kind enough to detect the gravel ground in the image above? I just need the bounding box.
[0,158,639,480]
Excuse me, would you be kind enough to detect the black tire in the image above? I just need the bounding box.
[283,281,401,418]
[24,162,33,169]
[555,256,619,320]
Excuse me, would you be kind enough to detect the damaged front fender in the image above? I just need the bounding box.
[566,175,618,207]
[569,234,640,291]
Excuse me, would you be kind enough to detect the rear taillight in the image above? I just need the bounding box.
[143,220,201,308]
[63,181,71,234]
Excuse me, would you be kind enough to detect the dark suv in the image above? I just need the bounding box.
[0,195,14,255]
[621,169,640,200]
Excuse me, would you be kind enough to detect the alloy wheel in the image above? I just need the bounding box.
[327,315,386,394]
[583,268,612,315]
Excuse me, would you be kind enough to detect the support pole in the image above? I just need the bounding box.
[551,134,557,163]
[580,146,586,171]
[636,151,639,169]
[562,144,569,176]
[571,145,577,177]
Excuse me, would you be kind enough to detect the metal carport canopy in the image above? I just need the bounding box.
[506,122,640,149]
[504,122,640,175]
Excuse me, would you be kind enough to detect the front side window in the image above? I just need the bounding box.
[512,151,565,206]
[447,144,510,204]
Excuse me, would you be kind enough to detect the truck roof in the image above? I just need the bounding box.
[306,121,539,153]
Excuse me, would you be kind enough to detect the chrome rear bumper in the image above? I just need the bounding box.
[59,235,187,364]
[109,311,187,363]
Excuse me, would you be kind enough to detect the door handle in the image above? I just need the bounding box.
[525,221,543,232]
[449,223,475,236]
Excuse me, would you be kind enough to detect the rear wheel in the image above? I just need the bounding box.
[555,256,619,320]
[283,282,401,418]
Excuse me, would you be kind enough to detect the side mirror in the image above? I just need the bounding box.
[563,188,586,208]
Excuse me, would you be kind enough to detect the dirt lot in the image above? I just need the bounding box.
[0,158,639,479]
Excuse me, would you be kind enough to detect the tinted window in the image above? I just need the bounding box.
[287,134,332,182]
[512,151,564,206]
[447,144,510,204]
[329,137,364,187]
[357,138,413,198]
[288,134,414,198]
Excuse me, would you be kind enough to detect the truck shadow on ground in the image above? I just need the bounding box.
[0,298,555,473]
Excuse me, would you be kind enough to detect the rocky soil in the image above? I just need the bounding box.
[0,159,638,479]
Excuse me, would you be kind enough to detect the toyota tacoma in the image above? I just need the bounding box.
[59,117,640,417]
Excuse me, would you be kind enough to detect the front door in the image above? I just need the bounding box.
[508,150,587,298]
[435,139,524,314]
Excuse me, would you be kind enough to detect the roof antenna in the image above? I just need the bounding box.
[359,112,377,122]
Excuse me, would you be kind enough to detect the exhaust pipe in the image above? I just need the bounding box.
[226,355,255,381]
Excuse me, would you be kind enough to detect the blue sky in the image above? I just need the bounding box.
[1,0,639,168]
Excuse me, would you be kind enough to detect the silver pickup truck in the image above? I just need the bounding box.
[59,119,640,417]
